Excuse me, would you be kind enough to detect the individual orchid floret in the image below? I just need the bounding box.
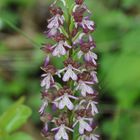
[78,39,97,65]
[41,64,57,90]
[75,99,86,111]
[53,87,79,110]
[80,16,95,31]
[45,27,58,37]
[73,116,93,134]
[52,124,73,140]
[39,92,54,115]
[73,6,86,23]
[57,58,81,81]
[40,113,53,137]
[41,122,49,135]
[39,97,48,115]
[76,72,95,96]
[52,41,71,57]
[73,0,90,14]
[41,73,54,90]
[48,6,64,29]
[76,80,94,96]
[47,15,64,29]
[86,100,98,116]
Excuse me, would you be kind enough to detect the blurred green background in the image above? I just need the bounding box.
[0,0,140,140]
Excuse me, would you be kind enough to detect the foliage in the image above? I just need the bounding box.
[0,98,32,140]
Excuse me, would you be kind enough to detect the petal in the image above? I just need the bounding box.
[84,84,94,94]
[52,46,60,56]
[63,69,71,81]
[91,103,98,115]
[41,78,46,87]
[60,46,67,55]
[55,129,62,140]
[68,95,79,100]
[41,76,50,88]
[61,129,68,140]
[51,127,59,131]
[81,120,92,133]
[84,53,91,61]
[79,121,85,134]
[70,69,78,81]
[59,99,65,109]
[64,96,74,110]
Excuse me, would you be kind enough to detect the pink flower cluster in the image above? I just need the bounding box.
[39,0,99,139]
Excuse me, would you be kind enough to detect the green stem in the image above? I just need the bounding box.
[65,3,74,140]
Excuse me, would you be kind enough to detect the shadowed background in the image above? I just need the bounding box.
[0,0,140,140]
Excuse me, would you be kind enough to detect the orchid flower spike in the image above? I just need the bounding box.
[39,0,99,139]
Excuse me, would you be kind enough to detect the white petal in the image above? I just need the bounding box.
[41,75,51,89]
[91,103,98,115]
[41,74,47,77]
[68,95,79,100]
[61,129,68,139]
[63,69,71,81]
[41,77,47,87]
[70,69,78,81]
[52,46,60,56]
[60,47,67,55]
[48,16,60,29]
[84,84,94,94]
[79,120,92,134]
[85,52,91,61]
[64,96,74,110]
[55,129,62,140]
[59,99,65,109]
[79,121,85,134]
[80,83,92,96]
